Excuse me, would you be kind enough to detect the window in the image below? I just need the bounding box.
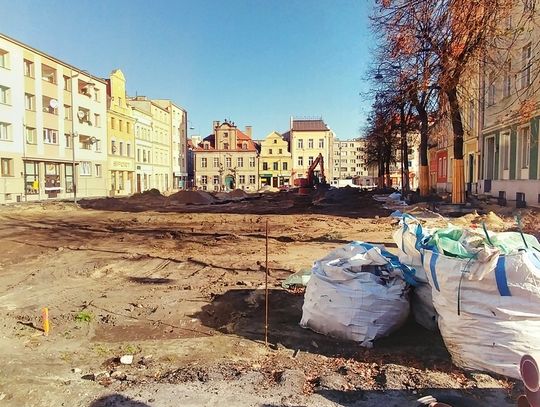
[273,139,277,144]
[239,175,245,184]
[0,122,11,141]
[142,150,147,162]
[203,142,209,150]
[80,161,91,176]
[111,117,116,130]
[201,157,208,168]
[279,148,282,154]
[42,96,58,115]
[468,100,475,131]
[319,139,324,148]
[127,143,131,157]
[25,126,36,144]
[213,157,220,168]
[95,164,102,177]
[273,162,278,171]
[119,141,125,156]
[24,59,34,77]
[43,128,58,144]
[119,120,123,132]
[298,156,303,166]
[94,88,100,102]
[242,142,248,150]
[126,122,131,134]
[0,85,11,105]
[0,49,8,69]
[94,114,101,127]
[249,157,256,167]
[308,156,314,166]
[213,175,219,185]
[63,75,71,91]
[225,157,232,168]
[25,162,39,194]
[237,157,243,167]
[269,148,273,155]
[297,139,303,149]
[111,140,116,154]
[282,162,288,171]
[501,133,510,171]
[1,158,13,176]
[24,93,35,111]
[249,175,256,184]
[65,164,73,193]
[503,62,511,98]
[64,105,72,120]
[223,143,229,150]
[487,73,496,106]
[522,44,532,88]
[263,162,269,171]
[41,64,57,84]
[201,175,208,184]
[519,127,530,169]
[65,133,71,148]
[308,139,314,148]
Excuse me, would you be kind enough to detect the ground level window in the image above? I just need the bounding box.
[25,161,39,194]
[65,164,73,193]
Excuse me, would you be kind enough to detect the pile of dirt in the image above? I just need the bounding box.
[452,211,509,231]
[129,189,166,203]
[168,190,216,205]
[229,189,249,199]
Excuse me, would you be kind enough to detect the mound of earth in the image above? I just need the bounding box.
[229,189,248,199]
[452,211,509,231]
[168,190,215,205]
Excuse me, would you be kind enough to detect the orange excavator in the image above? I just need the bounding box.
[293,153,328,192]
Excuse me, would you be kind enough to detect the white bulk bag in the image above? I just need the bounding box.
[300,242,410,347]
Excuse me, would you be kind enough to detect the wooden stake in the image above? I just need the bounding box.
[42,307,49,336]
[265,218,269,348]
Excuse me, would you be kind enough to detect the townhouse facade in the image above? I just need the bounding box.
[128,96,171,192]
[106,69,135,196]
[153,99,188,189]
[479,3,540,206]
[258,131,292,188]
[0,33,107,204]
[194,120,258,191]
[131,104,153,192]
[284,118,334,183]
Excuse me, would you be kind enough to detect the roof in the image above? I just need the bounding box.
[291,119,329,131]
[194,130,258,152]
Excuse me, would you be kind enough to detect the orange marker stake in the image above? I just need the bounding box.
[42,307,49,336]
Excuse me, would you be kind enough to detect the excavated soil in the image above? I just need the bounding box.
[0,191,530,406]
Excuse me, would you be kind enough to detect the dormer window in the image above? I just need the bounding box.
[224,132,228,138]
[224,143,229,150]
[242,142,248,150]
[203,142,209,150]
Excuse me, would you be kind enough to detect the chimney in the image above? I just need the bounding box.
[245,126,252,138]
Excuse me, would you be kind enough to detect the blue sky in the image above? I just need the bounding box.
[1,0,376,140]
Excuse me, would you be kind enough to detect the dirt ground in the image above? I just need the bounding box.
[0,190,534,406]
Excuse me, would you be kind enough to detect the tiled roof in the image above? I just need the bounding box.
[194,132,257,152]
[292,119,329,131]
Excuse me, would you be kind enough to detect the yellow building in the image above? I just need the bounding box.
[258,131,292,188]
[106,69,135,195]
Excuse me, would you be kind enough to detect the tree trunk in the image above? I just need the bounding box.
[446,87,466,204]
[385,159,391,188]
[399,104,410,195]
[416,103,430,197]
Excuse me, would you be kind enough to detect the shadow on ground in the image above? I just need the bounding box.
[89,394,150,406]
[191,288,451,368]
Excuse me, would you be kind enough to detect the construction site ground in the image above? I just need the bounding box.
[0,189,536,407]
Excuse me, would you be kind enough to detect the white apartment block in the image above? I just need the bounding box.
[131,105,154,192]
[0,34,107,204]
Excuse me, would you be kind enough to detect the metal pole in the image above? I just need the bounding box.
[265,218,269,348]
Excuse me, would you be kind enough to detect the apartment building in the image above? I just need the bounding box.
[258,131,292,188]
[194,120,258,191]
[128,96,171,192]
[106,69,135,196]
[153,99,188,189]
[0,33,107,204]
[131,104,153,192]
[479,3,540,206]
[332,138,375,186]
[284,118,334,183]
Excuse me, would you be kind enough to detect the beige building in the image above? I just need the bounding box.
[258,131,292,188]
[0,33,107,204]
[194,120,258,191]
[284,118,334,183]
[128,96,171,192]
[332,138,372,184]
[153,99,188,189]
[106,69,135,196]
